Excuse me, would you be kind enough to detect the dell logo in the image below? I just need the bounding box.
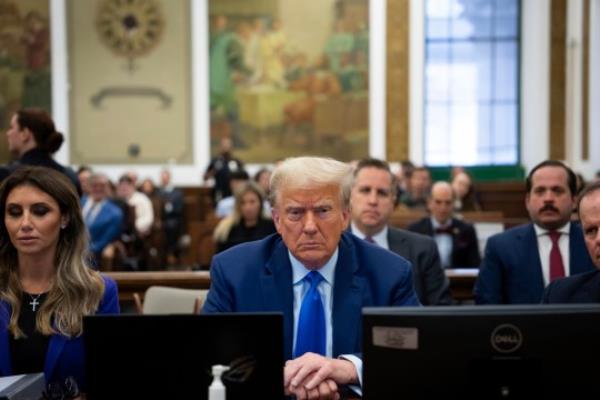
[491,324,523,353]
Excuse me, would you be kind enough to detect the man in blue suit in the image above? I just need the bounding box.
[475,160,596,304]
[203,156,419,399]
[543,181,600,303]
[81,174,123,267]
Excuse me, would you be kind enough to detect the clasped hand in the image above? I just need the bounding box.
[283,352,358,400]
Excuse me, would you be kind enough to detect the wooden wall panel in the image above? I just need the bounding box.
[549,0,567,160]
[386,0,410,161]
[582,0,590,160]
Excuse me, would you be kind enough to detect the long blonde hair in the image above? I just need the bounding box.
[0,166,105,338]
[213,181,266,243]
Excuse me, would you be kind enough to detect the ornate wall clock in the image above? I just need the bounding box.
[95,0,165,70]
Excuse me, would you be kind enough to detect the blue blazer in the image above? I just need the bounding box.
[0,275,120,389]
[474,223,595,304]
[202,232,419,360]
[542,270,600,303]
[81,199,123,255]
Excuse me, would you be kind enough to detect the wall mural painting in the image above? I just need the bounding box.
[0,0,51,162]
[208,0,370,163]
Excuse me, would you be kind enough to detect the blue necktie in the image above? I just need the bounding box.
[294,271,326,358]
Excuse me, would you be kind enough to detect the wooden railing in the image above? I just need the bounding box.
[108,268,479,310]
[107,271,211,304]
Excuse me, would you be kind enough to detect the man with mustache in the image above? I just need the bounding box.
[203,157,419,399]
[475,160,596,304]
[543,181,600,303]
[349,158,452,305]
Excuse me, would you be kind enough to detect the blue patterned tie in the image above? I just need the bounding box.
[294,271,326,358]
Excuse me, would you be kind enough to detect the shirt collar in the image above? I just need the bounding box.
[431,217,451,229]
[289,248,338,286]
[350,222,388,246]
[533,221,571,237]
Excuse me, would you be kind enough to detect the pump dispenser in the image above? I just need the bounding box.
[208,364,230,400]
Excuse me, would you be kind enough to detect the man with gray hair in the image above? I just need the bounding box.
[203,156,419,399]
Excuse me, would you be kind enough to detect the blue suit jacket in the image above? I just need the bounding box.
[542,270,600,303]
[202,232,419,360]
[474,223,596,304]
[81,199,123,255]
[0,275,120,389]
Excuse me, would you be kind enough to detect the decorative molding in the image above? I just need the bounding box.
[549,0,567,160]
[386,0,410,161]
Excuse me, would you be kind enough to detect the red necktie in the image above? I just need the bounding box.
[548,231,565,281]
[365,236,376,244]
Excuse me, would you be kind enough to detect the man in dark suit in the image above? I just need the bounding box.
[475,160,596,304]
[82,173,123,267]
[407,181,481,269]
[203,157,419,399]
[543,181,600,303]
[349,158,452,305]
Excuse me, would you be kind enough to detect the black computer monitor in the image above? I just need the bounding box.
[362,305,600,400]
[83,313,284,399]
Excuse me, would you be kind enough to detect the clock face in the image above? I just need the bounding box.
[96,0,165,58]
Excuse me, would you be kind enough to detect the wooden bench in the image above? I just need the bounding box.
[107,271,211,310]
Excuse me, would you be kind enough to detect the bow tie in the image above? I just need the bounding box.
[435,225,454,235]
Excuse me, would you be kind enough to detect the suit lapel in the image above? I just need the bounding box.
[262,240,294,360]
[44,333,67,380]
[332,236,363,356]
[569,225,593,274]
[423,219,434,236]
[523,225,545,294]
[0,302,11,375]
[387,229,407,254]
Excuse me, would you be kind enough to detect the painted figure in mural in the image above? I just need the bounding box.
[324,19,355,74]
[20,11,51,110]
[260,19,287,88]
[209,15,249,149]
[283,56,342,146]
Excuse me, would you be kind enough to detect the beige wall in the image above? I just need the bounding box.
[68,0,192,164]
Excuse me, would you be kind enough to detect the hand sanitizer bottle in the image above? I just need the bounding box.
[208,364,230,400]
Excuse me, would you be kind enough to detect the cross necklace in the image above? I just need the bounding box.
[29,293,43,312]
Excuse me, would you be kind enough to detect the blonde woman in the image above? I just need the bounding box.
[213,181,275,253]
[0,166,119,393]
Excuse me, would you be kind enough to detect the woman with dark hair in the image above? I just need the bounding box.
[5,108,81,195]
[0,166,119,394]
[451,171,482,212]
[213,181,275,253]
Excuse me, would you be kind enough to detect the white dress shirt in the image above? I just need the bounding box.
[431,217,453,269]
[288,249,363,388]
[350,223,389,249]
[533,222,571,286]
[128,191,154,235]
